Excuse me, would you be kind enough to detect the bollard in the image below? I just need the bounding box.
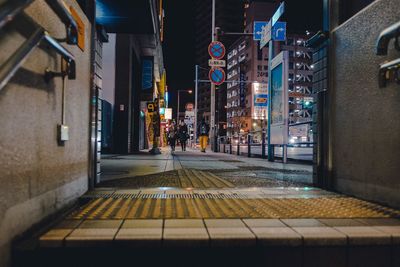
[237,141,240,156]
[230,143,232,154]
[247,135,251,157]
[224,143,226,153]
[283,144,288,163]
[261,131,266,158]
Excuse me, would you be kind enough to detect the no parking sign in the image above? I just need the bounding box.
[208,41,226,60]
[209,67,226,86]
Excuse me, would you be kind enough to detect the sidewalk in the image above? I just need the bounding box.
[15,147,400,267]
[100,146,313,184]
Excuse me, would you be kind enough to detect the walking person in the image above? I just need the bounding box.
[168,124,177,151]
[178,120,189,151]
[198,118,210,153]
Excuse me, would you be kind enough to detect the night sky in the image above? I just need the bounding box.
[163,0,323,115]
[163,0,196,115]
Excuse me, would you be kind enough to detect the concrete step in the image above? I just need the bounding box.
[13,218,400,267]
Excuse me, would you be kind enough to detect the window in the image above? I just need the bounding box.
[257,65,262,71]
[228,49,237,60]
[227,59,237,70]
[238,41,246,51]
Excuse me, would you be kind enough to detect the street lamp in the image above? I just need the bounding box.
[176,89,192,123]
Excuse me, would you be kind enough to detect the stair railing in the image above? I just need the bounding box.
[0,0,78,92]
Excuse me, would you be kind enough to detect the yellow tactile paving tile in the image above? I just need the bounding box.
[125,198,142,219]
[87,198,114,219]
[114,198,133,219]
[100,198,123,219]
[175,169,234,188]
[69,196,400,220]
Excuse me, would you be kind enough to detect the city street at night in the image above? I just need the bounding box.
[1,0,400,266]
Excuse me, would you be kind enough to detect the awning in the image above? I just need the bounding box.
[96,0,156,34]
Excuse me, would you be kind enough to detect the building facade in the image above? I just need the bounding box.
[0,0,165,265]
[226,1,313,143]
[311,0,400,208]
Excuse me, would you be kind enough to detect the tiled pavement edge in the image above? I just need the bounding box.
[39,218,400,266]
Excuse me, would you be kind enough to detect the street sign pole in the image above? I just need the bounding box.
[194,64,199,148]
[177,90,180,123]
[210,0,216,152]
[267,39,274,161]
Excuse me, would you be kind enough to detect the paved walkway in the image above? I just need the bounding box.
[19,148,400,267]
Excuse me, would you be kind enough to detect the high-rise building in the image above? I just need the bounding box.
[194,0,244,126]
[226,1,313,143]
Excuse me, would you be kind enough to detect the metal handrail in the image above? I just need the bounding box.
[0,0,78,45]
[376,21,400,56]
[44,0,78,45]
[0,0,34,29]
[0,26,76,92]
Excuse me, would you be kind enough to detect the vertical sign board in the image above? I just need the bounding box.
[270,51,289,145]
[260,22,272,49]
[271,2,285,26]
[70,6,85,51]
[165,108,172,120]
[252,82,268,119]
[142,58,153,90]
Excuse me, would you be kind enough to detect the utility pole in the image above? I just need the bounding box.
[177,90,180,123]
[210,0,216,151]
[194,64,199,147]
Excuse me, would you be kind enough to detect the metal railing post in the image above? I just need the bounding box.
[261,130,266,158]
[247,134,251,157]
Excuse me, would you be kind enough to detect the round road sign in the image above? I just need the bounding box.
[209,67,226,85]
[208,41,226,59]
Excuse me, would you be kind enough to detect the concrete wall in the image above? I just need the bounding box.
[331,0,400,207]
[0,1,91,266]
[102,33,116,106]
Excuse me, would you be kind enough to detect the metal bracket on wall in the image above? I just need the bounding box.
[44,0,78,45]
[376,21,400,88]
[0,27,76,92]
[0,0,78,45]
[376,21,400,56]
[378,58,400,88]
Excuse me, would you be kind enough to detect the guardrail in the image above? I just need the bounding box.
[218,123,314,161]
[219,141,314,161]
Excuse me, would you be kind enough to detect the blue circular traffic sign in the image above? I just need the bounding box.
[209,67,226,85]
[208,41,226,59]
